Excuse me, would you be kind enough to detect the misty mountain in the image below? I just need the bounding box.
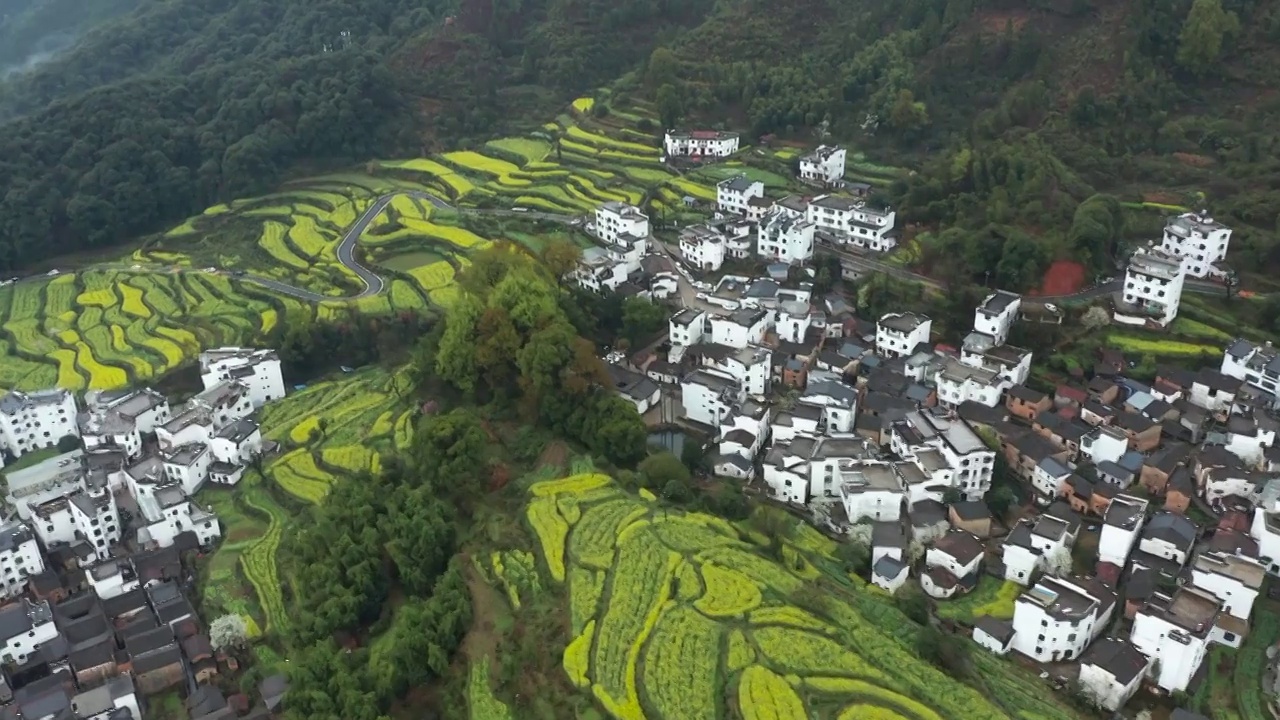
[0,0,141,77]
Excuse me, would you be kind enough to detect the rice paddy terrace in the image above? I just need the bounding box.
[0,95,836,393]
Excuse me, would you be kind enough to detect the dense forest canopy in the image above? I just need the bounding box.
[0,0,140,75]
[1,0,1280,275]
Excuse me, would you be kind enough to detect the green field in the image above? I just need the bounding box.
[483,471,1081,720]
[198,367,415,639]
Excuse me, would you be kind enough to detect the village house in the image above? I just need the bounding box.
[948,501,993,538]
[716,175,764,217]
[1099,495,1149,568]
[1001,507,1079,585]
[1006,385,1052,422]
[799,145,847,186]
[1189,550,1265,647]
[663,130,740,159]
[1009,575,1117,663]
[1114,248,1185,327]
[756,208,816,264]
[875,312,931,359]
[1221,339,1280,403]
[920,530,984,599]
[1078,637,1150,712]
[1130,585,1222,693]
[678,224,728,272]
[0,389,79,462]
[1159,210,1232,279]
[871,556,910,594]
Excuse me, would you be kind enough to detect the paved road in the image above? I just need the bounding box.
[16,191,584,304]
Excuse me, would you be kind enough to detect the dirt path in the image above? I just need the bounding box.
[460,556,506,663]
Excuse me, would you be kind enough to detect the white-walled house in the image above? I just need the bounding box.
[1081,426,1130,466]
[210,418,263,465]
[710,309,771,350]
[1130,586,1221,693]
[681,370,744,428]
[934,358,1004,408]
[678,225,727,272]
[805,196,897,252]
[1190,550,1264,647]
[593,201,650,245]
[973,617,1016,656]
[81,388,171,458]
[1137,512,1198,568]
[669,308,708,347]
[890,410,995,501]
[838,461,906,522]
[0,389,79,460]
[921,530,984,599]
[1078,637,1150,712]
[1159,211,1231,279]
[959,338,1033,387]
[155,408,213,452]
[757,209,816,264]
[1099,495,1149,568]
[799,145,847,186]
[0,598,57,665]
[1224,415,1276,468]
[187,381,253,431]
[876,312,931,359]
[973,291,1021,346]
[1116,248,1185,327]
[78,411,142,459]
[664,130,739,159]
[702,346,772,397]
[162,444,212,496]
[798,380,858,434]
[0,521,44,600]
[716,175,764,216]
[198,348,284,409]
[1002,512,1077,585]
[1221,339,1280,402]
[872,556,910,594]
[1011,576,1116,662]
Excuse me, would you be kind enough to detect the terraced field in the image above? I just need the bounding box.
[198,367,415,637]
[513,472,1079,720]
[0,269,283,390]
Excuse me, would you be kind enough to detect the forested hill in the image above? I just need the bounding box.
[0,0,712,271]
[0,0,140,76]
[652,0,1280,282]
[2,0,1280,277]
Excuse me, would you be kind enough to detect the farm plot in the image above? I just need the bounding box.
[518,473,1080,720]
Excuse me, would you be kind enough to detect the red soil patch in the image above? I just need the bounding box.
[1031,260,1086,296]
[1142,191,1182,205]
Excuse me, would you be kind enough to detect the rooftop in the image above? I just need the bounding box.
[6,449,84,498]
[977,290,1020,317]
[215,417,260,444]
[1103,495,1149,529]
[1128,248,1184,281]
[1080,637,1149,685]
[932,530,984,565]
[1138,586,1222,638]
[717,174,758,193]
[607,363,660,403]
[1017,576,1099,622]
[878,312,929,334]
[0,388,71,415]
[839,462,903,495]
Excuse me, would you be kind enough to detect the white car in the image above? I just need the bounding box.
[46,269,60,276]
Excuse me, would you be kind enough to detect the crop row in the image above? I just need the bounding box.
[239,487,287,633]
[568,498,649,569]
[694,563,762,618]
[639,605,721,720]
[738,665,807,720]
[526,497,569,581]
[591,529,679,720]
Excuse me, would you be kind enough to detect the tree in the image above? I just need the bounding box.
[646,47,680,87]
[620,297,668,347]
[56,435,81,453]
[1080,305,1112,330]
[1176,0,1239,75]
[888,89,929,134]
[942,488,963,505]
[209,614,250,651]
[916,625,972,678]
[411,409,488,491]
[681,438,709,475]
[656,83,684,129]
[897,584,930,624]
[987,485,1017,519]
[835,541,871,575]
[638,451,690,489]
[541,239,582,281]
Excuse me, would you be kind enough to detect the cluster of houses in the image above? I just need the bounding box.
[583,133,1263,712]
[0,348,288,719]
